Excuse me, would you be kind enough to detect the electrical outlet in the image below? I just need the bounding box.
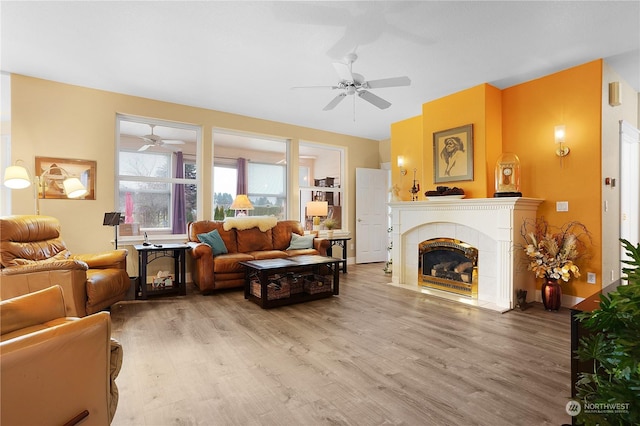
[556,201,569,212]
[587,272,596,284]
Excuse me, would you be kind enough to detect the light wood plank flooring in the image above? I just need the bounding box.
[110,262,572,426]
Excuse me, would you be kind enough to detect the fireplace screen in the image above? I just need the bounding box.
[419,238,478,298]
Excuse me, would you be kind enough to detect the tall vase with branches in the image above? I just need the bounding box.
[521,217,591,310]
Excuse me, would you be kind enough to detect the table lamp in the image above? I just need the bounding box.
[230,194,254,216]
[306,201,328,231]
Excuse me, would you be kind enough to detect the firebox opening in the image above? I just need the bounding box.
[419,238,478,298]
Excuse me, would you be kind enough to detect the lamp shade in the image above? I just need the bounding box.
[230,194,254,210]
[306,201,328,217]
[62,177,88,198]
[4,165,31,189]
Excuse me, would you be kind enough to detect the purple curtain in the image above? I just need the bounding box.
[236,157,248,195]
[172,151,186,234]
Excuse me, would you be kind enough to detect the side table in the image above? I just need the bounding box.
[134,243,189,299]
[326,236,351,273]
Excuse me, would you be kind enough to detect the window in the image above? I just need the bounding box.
[117,115,199,235]
[248,162,286,216]
[213,130,288,219]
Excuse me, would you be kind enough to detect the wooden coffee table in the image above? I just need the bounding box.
[240,255,340,308]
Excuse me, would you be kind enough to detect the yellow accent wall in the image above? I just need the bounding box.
[421,83,502,197]
[390,116,422,200]
[391,61,604,299]
[502,60,602,299]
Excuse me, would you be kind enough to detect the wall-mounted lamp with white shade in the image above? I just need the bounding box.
[3,160,88,214]
[554,125,570,157]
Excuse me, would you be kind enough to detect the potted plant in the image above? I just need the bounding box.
[574,239,640,425]
[322,218,338,237]
[521,217,591,311]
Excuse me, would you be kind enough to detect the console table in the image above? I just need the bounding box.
[134,243,189,299]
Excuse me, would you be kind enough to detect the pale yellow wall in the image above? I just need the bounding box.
[8,75,380,266]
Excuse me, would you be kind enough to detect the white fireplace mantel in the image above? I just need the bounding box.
[389,197,543,312]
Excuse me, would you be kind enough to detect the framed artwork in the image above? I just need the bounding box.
[433,124,474,183]
[35,156,96,200]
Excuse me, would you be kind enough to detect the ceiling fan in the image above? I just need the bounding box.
[137,125,185,151]
[293,53,411,112]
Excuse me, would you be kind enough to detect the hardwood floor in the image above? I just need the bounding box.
[110,263,572,426]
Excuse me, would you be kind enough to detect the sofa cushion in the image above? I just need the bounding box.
[189,221,237,253]
[197,229,228,255]
[272,220,305,250]
[286,248,319,257]
[236,228,273,252]
[213,253,254,274]
[287,233,314,249]
[250,250,289,260]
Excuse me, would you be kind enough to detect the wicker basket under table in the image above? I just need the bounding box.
[304,274,333,294]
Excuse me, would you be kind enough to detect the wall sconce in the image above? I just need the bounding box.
[397,156,407,176]
[554,125,570,157]
[3,160,88,214]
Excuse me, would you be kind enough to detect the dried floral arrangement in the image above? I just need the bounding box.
[521,217,591,282]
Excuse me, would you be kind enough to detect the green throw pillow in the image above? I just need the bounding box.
[197,229,228,255]
[287,233,314,250]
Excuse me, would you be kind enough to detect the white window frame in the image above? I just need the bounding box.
[116,114,201,240]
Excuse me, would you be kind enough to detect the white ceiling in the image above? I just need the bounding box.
[2,1,639,141]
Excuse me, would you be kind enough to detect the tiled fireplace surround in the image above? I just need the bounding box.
[389,198,543,312]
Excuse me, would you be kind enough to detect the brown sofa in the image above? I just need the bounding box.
[0,215,130,317]
[1,285,122,425]
[187,219,329,294]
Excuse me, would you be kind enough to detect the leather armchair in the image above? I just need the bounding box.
[1,285,122,425]
[0,215,130,316]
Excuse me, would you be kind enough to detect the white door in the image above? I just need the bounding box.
[356,168,389,263]
[620,120,640,266]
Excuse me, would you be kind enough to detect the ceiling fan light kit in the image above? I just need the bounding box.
[294,53,411,116]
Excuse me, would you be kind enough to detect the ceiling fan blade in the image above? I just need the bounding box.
[332,62,354,82]
[323,93,347,111]
[292,85,339,90]
[358,90,391,109]
[162,140,185,145]
[365,76,411,89]
[138,144,152,152]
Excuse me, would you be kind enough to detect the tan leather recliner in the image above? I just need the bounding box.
[1,285,123,425]
[0,215,130,317]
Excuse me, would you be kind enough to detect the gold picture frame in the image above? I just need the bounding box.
[433,124,474,183]
[35,156,96,200]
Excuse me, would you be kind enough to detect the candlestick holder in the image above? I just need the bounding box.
[409,169,420,201]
